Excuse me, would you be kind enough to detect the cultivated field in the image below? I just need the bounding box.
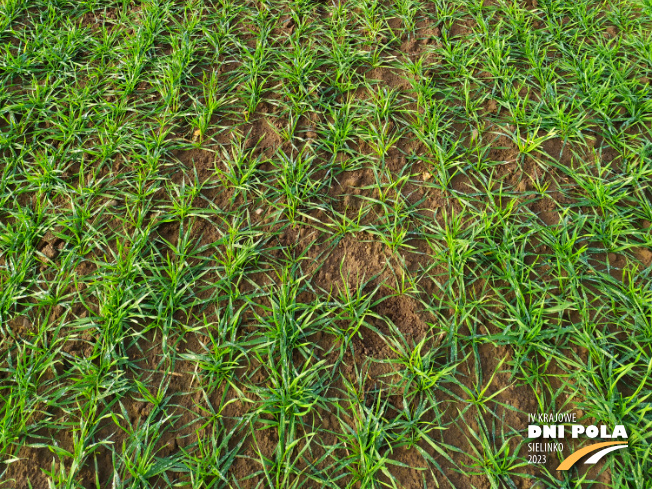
[1,0,651,487]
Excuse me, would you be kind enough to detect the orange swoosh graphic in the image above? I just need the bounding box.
[557,441,627,471]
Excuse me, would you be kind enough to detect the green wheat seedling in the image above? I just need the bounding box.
[211,212,264,292]
[108,398,180,489]
[384,332,457,396]
[330,273,383,354]
[320,99,360,165]
[237,8,274,121]
[179,324,245,395]
[394,0,421,38]
[266,146,323,223]
[177,417,246,489]
[189,70,233,143]
[215,130,264,202]
[335,371,408,489]
[461,413,530,489]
